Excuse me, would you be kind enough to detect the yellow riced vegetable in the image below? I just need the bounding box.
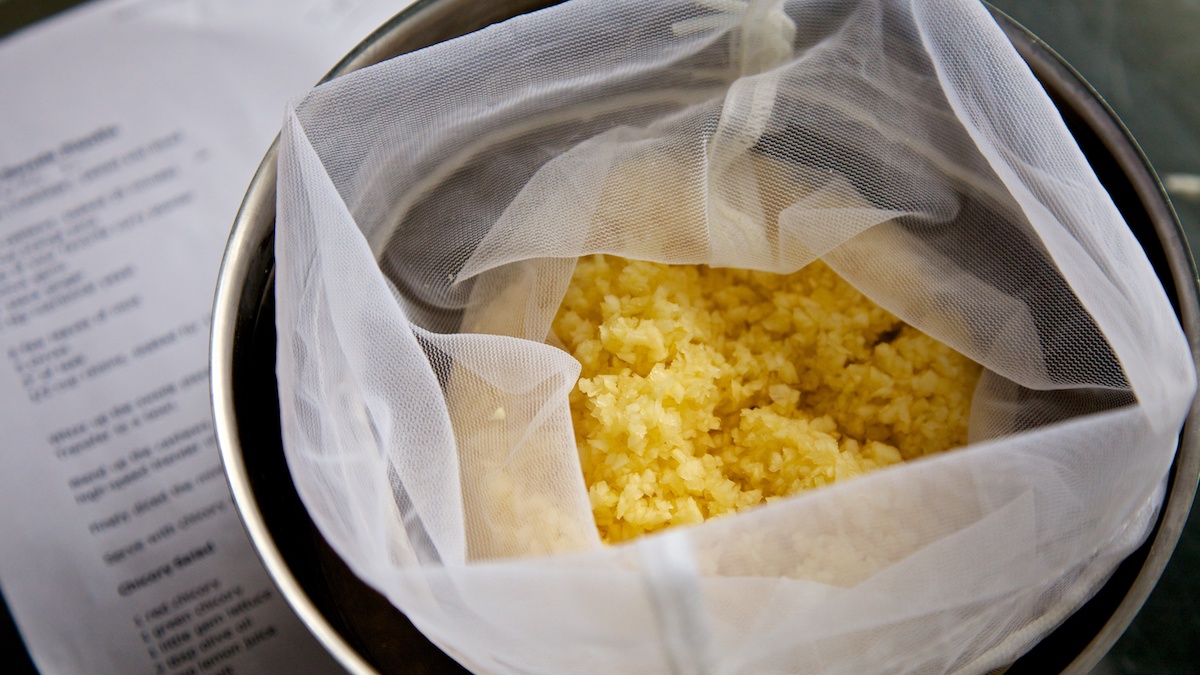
[552,254,981,544]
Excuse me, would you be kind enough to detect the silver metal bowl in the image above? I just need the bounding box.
[210,2,1200,673]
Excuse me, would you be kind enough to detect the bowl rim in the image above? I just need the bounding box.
[209,3,1200,674]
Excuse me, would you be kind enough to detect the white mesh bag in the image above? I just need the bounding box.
[273,0,1196,672]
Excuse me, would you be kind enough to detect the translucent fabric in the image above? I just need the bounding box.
[273,0,1195,672]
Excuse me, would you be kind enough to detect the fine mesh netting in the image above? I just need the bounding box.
[273,0,1196,672]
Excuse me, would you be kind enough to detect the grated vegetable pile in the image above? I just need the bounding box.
[552,255,982,544]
